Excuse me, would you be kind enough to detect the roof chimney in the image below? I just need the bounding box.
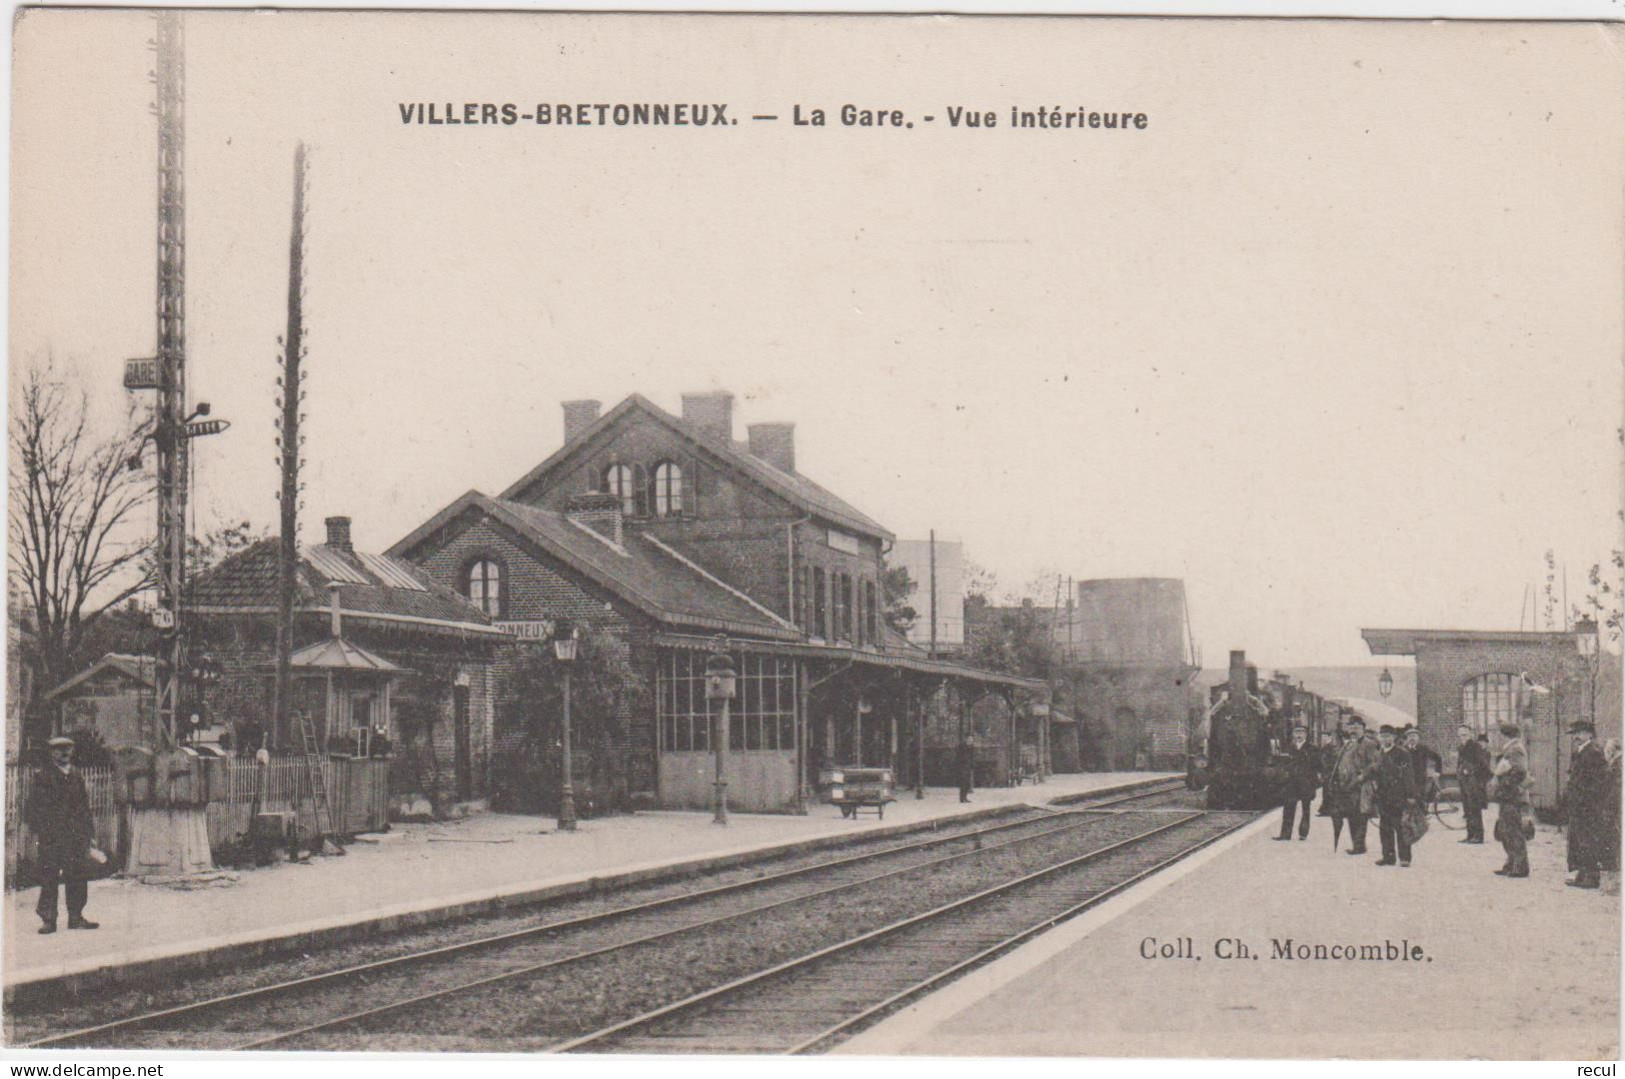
[562,399,601,443]
[680,391,734,443]
[566,491,624,547]
[325,516,353,552]
[747,422,796,473]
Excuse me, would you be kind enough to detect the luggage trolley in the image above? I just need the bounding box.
[820,766,897,819]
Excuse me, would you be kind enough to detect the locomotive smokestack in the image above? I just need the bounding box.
[1228,649,1248,702]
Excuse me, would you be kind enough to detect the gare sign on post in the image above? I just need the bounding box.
[124,357,160,390]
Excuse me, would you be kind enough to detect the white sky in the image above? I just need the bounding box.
[9,12,1623,668]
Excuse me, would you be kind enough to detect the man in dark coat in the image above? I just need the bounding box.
[26,736,100,933]
[956,740,975,803]
[1373,724,1417,867]
[1275,725,1319,841]
[1492,722,1530,878]
[1565,720,1610,889]
[1455,723,1491,844]
[1404,727,1443,798]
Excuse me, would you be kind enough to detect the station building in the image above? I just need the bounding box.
[389,391,1043,815]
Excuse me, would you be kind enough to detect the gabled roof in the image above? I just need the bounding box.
[498,394,894,542]
[387,490,803,641]
[46,653,155,699]
[189,538,504,638]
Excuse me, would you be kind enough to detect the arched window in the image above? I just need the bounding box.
[465,558,502,617]
[602,464,636,516]
[652,461,684,517]
[1461,673,1519,736]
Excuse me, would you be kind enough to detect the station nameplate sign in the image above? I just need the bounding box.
[499,620,555,640]
[124,357,160,389]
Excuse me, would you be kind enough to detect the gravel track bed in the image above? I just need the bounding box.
[6,806,1063,1045]
[281,812,1179,1051]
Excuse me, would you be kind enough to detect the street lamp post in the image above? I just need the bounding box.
[705,641,737,826]
[552,621,580,832]
[1378,667,1394,701]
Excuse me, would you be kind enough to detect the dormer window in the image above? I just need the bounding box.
[602,463,646,517]
[653,461,684,517]
[465,558,502,617]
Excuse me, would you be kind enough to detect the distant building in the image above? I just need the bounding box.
[1362,625,1622,813]
[888,538,964,652]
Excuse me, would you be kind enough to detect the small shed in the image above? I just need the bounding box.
[45,653,155,748]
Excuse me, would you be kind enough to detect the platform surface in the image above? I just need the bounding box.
[842,811,1621,1060]
[4,772,1172,993]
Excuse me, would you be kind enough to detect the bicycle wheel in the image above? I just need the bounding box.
[1431,792,1466,830]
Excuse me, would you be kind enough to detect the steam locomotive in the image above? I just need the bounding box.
[1190,649,1351,811]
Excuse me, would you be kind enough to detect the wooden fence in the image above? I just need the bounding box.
[5,757,390,888]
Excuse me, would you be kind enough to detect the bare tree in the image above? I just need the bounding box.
[8,359,152,740]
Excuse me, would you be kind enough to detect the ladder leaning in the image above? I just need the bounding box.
[296,711,345,855]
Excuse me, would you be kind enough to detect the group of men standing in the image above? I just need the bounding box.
[1275,711,1620,887]
[1277,716,1438,867]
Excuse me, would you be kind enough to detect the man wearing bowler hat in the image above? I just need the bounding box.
[1373,724,1417,867]
[27,736,100,933]
[1565,719,1610,889]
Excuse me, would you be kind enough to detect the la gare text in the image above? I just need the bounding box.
[397,102,1151,132]
[1139,937,1431,963]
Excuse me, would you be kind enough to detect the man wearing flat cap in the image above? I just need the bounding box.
[27,736,99,933]
[1373,724,1417,867]
[1565,719,1610,890]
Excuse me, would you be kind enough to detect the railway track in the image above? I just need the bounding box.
[13,790,1188,1052]
[557,809,1255,1055]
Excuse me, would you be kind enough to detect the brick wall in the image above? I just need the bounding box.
[1411,637,1602,809]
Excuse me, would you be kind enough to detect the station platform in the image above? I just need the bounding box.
[842,811,1620,1060]
[3,771,1175,1002]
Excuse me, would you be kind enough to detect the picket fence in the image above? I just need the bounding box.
[4,757,390,888]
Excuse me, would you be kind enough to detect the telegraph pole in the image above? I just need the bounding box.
[271,144,310,750]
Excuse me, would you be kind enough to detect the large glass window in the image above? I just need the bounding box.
[653,461,684,517]
[465,559,502,616]
[657,651,796,751]
[864,579,878,645]
[1461,673,1519,735]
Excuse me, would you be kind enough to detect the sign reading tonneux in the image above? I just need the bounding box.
[7,9,1620,1069]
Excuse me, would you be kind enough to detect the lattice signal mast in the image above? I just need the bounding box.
[152,9,189,743]
[137,12,227,743]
